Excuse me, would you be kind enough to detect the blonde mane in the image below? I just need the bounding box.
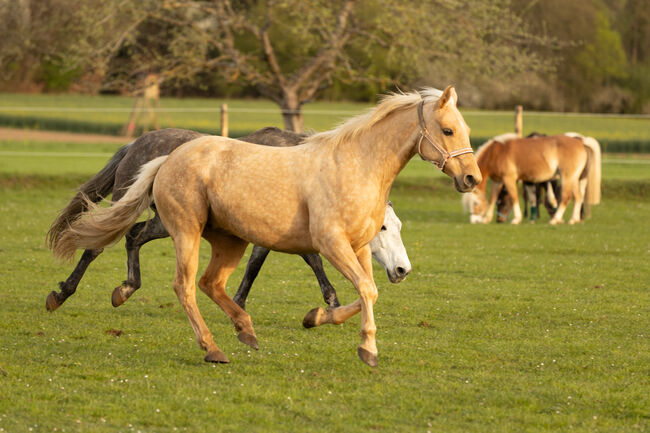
[305,88,443,148]
[474,132,518,160]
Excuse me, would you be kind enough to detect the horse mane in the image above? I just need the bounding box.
[474,132,519,160]
[305,88,443,148]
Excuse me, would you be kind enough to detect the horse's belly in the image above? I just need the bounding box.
[209,198,314,253]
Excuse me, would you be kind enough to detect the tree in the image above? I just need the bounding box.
[100,0,547,131]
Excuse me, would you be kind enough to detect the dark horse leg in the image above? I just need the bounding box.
[46,248,104,311]
[111,213,169,307]
[232,246,341,310]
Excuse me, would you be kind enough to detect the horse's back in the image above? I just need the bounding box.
[154,136,315,252]
[113,129,204,200]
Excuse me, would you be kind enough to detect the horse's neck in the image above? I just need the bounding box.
[343,108,419,193]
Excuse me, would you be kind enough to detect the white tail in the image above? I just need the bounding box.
[52,156,169,260]
[565,133,601,205]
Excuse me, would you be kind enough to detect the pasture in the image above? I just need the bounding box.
[1,93,649,152]
[0,133,648,432]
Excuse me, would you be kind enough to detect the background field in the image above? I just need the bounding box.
[0,134,648,432]
[1,93,649,152]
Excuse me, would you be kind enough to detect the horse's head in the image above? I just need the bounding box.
[417,86,482,192]
[369,202,411,283]
[462,190,488,224]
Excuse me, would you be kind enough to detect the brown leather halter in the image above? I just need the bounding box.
[416,99,474,171]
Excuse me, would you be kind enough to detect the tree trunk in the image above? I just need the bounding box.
[280,91,303,133]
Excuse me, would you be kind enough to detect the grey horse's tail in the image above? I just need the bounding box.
[52,156,168,261]
[47,143,132,250]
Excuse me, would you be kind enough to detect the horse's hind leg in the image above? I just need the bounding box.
[301,253,341,308]
[112,214,169,307]
[232,245,271,310]
[173,231,229,363]
[568,178,588,225]
[46,248,103,311]
[198,231,257,350]
[550,177,577,225]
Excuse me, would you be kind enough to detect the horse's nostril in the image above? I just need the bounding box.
[464,174,476,187]
[396,266,410,277]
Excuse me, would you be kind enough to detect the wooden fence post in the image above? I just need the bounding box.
[514,105,523,138]
[220,103,229,137]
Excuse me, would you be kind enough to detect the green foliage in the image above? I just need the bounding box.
[0,145,648,432]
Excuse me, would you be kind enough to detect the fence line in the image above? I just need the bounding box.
[0,106,649,119]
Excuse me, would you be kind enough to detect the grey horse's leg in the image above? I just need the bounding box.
[300,254,341,308]
[231,247,342,310]
[46,248,104,311]
[232,246,271,310]
[111,213,169,307]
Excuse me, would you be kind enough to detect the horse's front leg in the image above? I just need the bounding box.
[503,178,522,224]
[300,253,341,308]
[483,181,502,223]
[306,241,378,366]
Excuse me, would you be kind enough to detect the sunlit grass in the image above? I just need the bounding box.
[0,140,648,432]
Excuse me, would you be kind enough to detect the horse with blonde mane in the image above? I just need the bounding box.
[464,132,601,225]
[51,86,481,367]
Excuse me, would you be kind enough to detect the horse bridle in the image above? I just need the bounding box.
[416,99,474,171]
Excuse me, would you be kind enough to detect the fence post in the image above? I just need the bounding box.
[220,103,229,137]
[514,105,523,138]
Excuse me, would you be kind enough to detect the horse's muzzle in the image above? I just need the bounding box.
[454,174,481,192]
[386,265,411,284]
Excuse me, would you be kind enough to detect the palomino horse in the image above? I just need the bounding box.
[46,128,410,313]
[234,201,410,312]
[51,86,481,366]
[464,132,601,225]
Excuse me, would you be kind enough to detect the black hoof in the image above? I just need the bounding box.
[357,347,378,367]
[237,332,259,350]
[204,350,229,363]
[46,291,61,312]
[111,287,127,307]
[302,307,324,329]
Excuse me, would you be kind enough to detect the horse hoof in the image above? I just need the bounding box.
[302,307,324,328]
[357,347,378,367]
[46,291,61,312]
[204,350,229,363]
[111,285,134,307]
[238,332,259,350]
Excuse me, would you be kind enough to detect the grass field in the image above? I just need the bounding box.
[1,93,649,152]
[0,137,648,432]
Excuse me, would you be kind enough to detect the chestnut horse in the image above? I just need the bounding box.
[464,132,601,225]
[51,86,481,366]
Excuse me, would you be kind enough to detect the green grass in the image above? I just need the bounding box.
[1,93,649,151]
[0,141,648,432]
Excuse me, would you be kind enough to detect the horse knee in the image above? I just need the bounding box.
[360,284,378,304]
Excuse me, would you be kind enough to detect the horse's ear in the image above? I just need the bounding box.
[437,85,457,109]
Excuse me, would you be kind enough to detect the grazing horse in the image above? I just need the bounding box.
[46,128,410,313]
[464,132,601,225]
[51,86,481,366]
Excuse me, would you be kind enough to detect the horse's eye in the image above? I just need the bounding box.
[442,128,454,136]
[381,225,387,231]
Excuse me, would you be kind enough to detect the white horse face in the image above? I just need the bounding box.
[463,191,487,224]
[369,204,411,283]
